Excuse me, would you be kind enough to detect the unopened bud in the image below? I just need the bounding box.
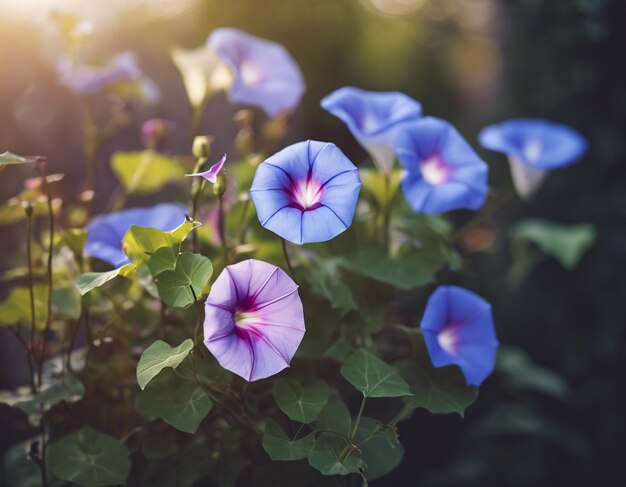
[213,172,226,197]
[192,136,212,159]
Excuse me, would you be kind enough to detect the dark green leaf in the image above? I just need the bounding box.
[136,339,194,390]
[48,426,131,486]
[510,218,596,270]
[76,263,134,295]
[340,349,411,398]
[146,246,178,276]
[300,258,357,316]
[274,379,331,424]
[307,433,363,476]
[135,368,212,434]
[154,252,212,308]
[312,392,352,437]
[12,375,84,416]
[262,419,316,461]
[354,417,404,481]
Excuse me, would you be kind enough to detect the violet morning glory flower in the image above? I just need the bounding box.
[208,28,306,118]
[203,259,305,381]
[421,286,498,386]
[57,52,142,96]
[185,154,227,183]
[320,87,423,174]
[395,117,489,214]
[249,140,361,245]
[85,203,187,267]
[478,119,588,198]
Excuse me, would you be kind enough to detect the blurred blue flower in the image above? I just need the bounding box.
[478,119,588,198]
[396,117,489,214]
[85,204,187,267]
[208,28,305,118]
[57,52,141,96]
[421,286,499,386]
[320,87,423,174]
[250,140,361,245]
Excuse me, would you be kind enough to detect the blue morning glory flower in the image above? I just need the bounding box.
[208,28,306,118]
[478,118,588,198]
[321,87,423,174]
[421,286,498,386]
[85,203,187,267]
[250,140,361,245]
[395,117,489,214]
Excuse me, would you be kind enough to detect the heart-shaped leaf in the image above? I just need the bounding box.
[274,379,331,424]
[154,252,212,308]
[262,419,316,461]
[307,433,363,476]
[136,339,194,390]
[341,349,411,398]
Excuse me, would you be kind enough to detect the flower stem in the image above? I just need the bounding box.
[281,238,295,278]
[24,204,37,393]
[36,160,54,389]
[218,195,229,263]
[350,396,367,442]
[382,172,392,250]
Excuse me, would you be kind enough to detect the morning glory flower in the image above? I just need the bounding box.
[85,203,187,267]
[57,52,142,96]
[249,140,361,245]
[185,154,227,183]
[395,117,489,214]
[208,28,306,118]
[421,286,498,386]
[478,119,588,198]
[203,259,305,381]
[320,87,423,174]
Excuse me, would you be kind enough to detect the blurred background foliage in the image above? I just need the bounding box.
[0,0,624,485]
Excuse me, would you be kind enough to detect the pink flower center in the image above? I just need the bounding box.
[420,156,450,185]
[437,326,459,355]
[291,179,324,211]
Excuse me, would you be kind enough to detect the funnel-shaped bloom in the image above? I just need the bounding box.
[208,28,305,118]
[85,204,186,267]
[478,119,588,198]
[57,52,146,96]
[396,117,489,214]
[421,286,498,386]
[186,154,227,183]
[204,259,305,381]
[250,140,361,244]
[321,87,423,174]
[171,43,231,109]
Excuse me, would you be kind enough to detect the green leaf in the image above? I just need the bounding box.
[0,151,37,168]
[300,258,357,316]
[341,349,411,398]
[312,392,352,437]
[262,419,316,461]
[111,151,184,195]
[10,375,84,416]
[48,426,131,486]
[273,379,331,424]
[394,331,478,418]
[136,339,194,390]
[146,246,178,276]
[0,196,62,227]
[354,417,404,481]
[76,263,134,295]
[135,368,213,434]
[0,284,47,328]
[510,218,596,270]
[307,433,363,476]
[52,285,82,320]
[154,252,213,308]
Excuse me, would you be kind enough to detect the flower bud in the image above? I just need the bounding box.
[192,136,212,159]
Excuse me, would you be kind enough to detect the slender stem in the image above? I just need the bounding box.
[39,404,49,487]
[293,423,305,441]
[280,238,295,278]
[191,179,205,253]
[189,285,204,352]
[25,206,38,378]
[37,160,54,389]
[238,198,251,245]
[12,327,36,394]
[350,396,367,441]
[218,195,229,263]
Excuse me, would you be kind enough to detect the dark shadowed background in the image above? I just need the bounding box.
[1,0,625,485]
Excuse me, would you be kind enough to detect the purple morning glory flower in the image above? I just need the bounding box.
[203,259,305,381]
[57,51,142,96]
[208,28,306,118]
[395,117,489,214]
[421,286,498,386]
[478,119,588,198]
[186,154,227,183]
[320,87,423,174]
[85,203,187,267]
[249,140,361,245]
